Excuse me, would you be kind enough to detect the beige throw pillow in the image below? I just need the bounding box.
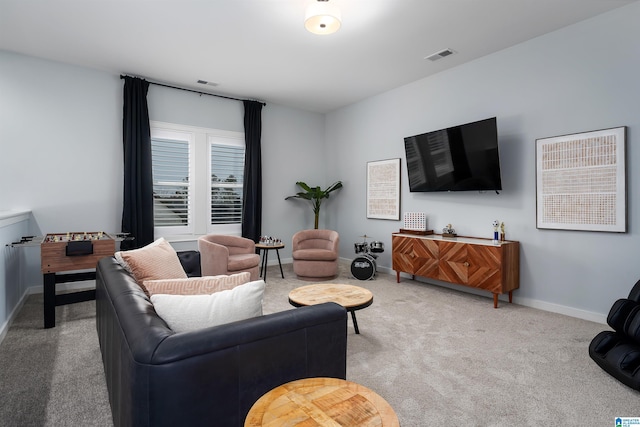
[114,237,187,284]
[142,272,251,297]
[150,279,266,333]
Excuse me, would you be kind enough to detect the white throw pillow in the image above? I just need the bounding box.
[150,280,266,333]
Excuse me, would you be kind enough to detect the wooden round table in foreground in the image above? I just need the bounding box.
[244,377,399,427]
[288,284,373,334]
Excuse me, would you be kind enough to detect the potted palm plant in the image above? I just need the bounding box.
[285,181,343,229]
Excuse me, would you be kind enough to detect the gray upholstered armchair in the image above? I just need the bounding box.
[197,235,260,281]
[292,229,339,280]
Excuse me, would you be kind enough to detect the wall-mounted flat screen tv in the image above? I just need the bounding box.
[403,117,502,192]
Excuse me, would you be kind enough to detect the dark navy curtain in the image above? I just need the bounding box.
[241,101,263,242]
[121,76,154,249]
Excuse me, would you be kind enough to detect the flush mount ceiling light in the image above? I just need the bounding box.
[305,0,341,35]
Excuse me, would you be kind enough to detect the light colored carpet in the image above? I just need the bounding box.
[0,292,112,426]
[1,260,638,426]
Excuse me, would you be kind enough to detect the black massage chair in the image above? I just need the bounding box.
[589,279,640,390]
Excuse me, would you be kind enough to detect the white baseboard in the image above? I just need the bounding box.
[0,287,31,346]
[513,297,606,324]
[372,263,608,325]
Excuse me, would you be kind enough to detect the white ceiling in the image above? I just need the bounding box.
[1,0,636,113]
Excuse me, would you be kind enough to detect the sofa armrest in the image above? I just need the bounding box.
[197,239,230,276]
[292,232,304,249]
[177,250,201,277]
[628,279,640,302]
[328,231,340,253]
[607,298,640,334]
[232,236,256,254]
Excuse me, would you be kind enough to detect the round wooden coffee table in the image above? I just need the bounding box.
[288,284,373,334]
[244,377,399,427]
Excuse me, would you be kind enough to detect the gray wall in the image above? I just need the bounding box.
[325,2,640,321]
[1,53,124,293]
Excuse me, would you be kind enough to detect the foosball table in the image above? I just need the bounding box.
[12,232,130,328]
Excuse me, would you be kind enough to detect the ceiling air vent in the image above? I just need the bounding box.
[197,80,219,87]
[424,48,456,62]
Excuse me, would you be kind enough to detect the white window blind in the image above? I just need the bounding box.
[151,137,190,227]
[210,142,245,225]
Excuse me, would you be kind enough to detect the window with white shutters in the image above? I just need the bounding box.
[150,121,244,239]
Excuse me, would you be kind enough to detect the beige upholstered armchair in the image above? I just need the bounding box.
[198,235,260,281]
[292,229,340,280]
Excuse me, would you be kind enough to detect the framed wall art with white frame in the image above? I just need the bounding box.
[535,126,626,232]
[366,158,401,221]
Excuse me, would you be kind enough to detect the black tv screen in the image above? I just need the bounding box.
[403,117,502,192]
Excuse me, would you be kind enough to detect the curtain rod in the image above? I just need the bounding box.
[120,75,266,106]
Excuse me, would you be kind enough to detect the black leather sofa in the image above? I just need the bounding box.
[95,251,348,427]
[589,279,640,390]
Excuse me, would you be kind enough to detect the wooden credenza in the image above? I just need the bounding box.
[392,233,519,308]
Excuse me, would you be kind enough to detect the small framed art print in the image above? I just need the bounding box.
[367,158,401,220]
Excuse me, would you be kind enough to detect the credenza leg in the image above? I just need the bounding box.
[493,293,499,309]
[509,291,513,304]
[396,271,400,283]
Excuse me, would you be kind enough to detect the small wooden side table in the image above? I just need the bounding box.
[289,284,373,334]
[244,377,399,427]
[255,243,285,282]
